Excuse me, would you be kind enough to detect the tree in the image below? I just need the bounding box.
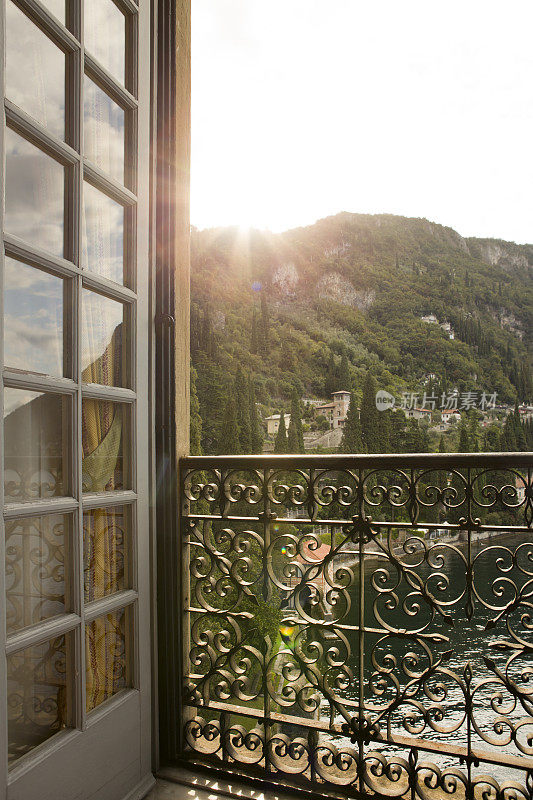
[360,372,380,453]
[216,394,241,454]
[377,408,391,453]
[260,292,270,356]
[458,419,470,452]
[190,365,203,455]
[287,387,304,453]
[340,392,362,453]
[234,367,251,452]
[251,309,259,355]
[248,378,263,454]
[338,352,351,391]
[324,353,337,397]
[274,411,288,454]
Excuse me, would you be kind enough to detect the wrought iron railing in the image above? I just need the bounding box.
[178,453,533,798]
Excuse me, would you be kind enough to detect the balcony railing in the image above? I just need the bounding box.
[178,453,532,798]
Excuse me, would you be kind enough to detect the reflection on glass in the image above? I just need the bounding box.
[82,400,129,493]
[4,389,69,502]
[84,76,125,184]
[82,183,124,284]
[42,0,65,22]
[5,128,65,258]
[83,507,130,603]
[6,1,65,140]
[82,290,125,386]
[85,0,125,85]
[8,635,72,764]
[86,609,128,712]
[4,258,64,377]
[6,515,70,634]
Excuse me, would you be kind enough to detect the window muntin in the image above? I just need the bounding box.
[5,128,65,259]
[6,1,66,140]
[4,258,66,378]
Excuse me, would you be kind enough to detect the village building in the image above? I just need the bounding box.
[403,407,433,421]
[265,414,291,436]
[316,390,351,429]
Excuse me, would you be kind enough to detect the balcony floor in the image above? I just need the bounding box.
[146,768,297,800]
[146,780,207,800]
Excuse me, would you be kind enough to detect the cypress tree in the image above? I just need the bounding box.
[234,367,252,452]
[217,395,241,454]
[324,353,337,397]
[338,352,351,391]
[260,293,270,356]
[190,365,203,455]
[248,378,263,454]
[251,309,259,355]
[340,392,362,453]
[458,420,470,452]
[360,372,380,453]
[274,411,288,454]
[377,408,391,453]
[287,387,304,453]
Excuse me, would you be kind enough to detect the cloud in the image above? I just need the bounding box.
[5,129,64,258]
[192,0,533,243]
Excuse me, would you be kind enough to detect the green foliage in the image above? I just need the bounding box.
[274,411,289,453]
[249,378,264,454]
[235,366,252,452]
[340,391,362,453]
[216,394,241,454]
[287,387,304,453]
[191,213,532,455]
[360,372,379,453]
[458,420,470,452]
[190,365,202,455]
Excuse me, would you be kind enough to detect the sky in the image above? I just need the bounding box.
[192,0,533,244]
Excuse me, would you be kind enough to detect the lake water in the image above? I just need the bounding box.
[321,531,532,785]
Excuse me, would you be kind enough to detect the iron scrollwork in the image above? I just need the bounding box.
[180,454,533,797]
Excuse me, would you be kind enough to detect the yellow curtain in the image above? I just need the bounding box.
[82,320,126,711]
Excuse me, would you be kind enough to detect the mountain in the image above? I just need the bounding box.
[190,212,532,454]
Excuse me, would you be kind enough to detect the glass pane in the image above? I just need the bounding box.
[6,1,65,140]
[82,183,124,284]
[82,290,125,387]
[4,389,69,502]
[85,0,125,85]
[86,608,129,712]
[5,514,70,634]
[4,258,64,377]
[42,0,64,22]
[82,400,130,493]
[7,635,72,764]
[84,76,125,184]
[5,128,65,259]
[83,506,130,603]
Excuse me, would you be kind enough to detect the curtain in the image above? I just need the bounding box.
[82,311,127,711]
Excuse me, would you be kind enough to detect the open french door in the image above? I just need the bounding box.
[0,0,153,798]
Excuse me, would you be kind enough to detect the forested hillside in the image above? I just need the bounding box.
[190,212,532,454]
